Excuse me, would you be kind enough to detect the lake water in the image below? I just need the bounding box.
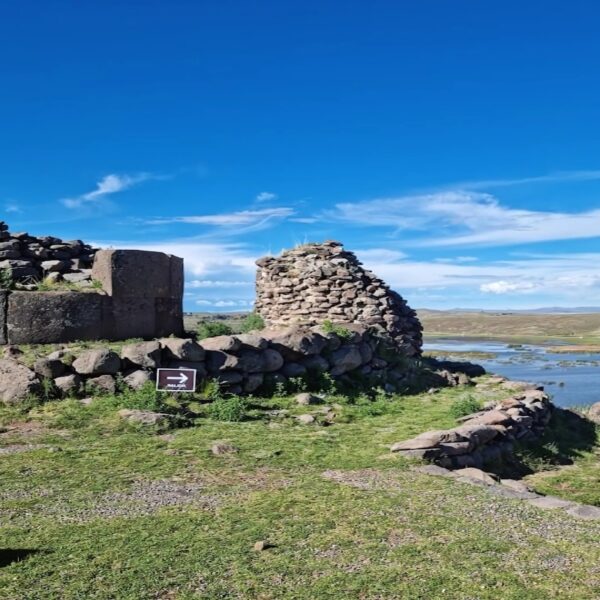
[424,338,600,408]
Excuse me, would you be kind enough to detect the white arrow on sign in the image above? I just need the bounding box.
[167,373,188,384]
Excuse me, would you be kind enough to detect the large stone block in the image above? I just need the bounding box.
[154,297,184,337]
[6,291,108,344]
[92,249,183,299]
[106,297,156,340]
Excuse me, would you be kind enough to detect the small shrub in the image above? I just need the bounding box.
[201,379,223,401]
[207,396,247,422]
[322,319,353,341]
[0,268,13,290]
[240,312,265,333]
[197,321,233,339]
[449,395,483,419]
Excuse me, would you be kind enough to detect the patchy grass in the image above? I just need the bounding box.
[1,379,600,599]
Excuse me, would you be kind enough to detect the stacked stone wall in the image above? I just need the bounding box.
[255,241,422,357]
[0,221,96,287]
[0,325,473,404]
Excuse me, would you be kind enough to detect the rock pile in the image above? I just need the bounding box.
[0,221,96,288]
[391,386,552,469]
[0,325,475,404]
[255,241,422,356]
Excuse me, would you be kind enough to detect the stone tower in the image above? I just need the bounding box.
[255,241,422,356]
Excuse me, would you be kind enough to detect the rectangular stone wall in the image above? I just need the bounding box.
[2,249,184,344]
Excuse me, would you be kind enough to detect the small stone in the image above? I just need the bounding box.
[211,442,239,456]
[121,341,162,369]
[454,468,499,486]
[118,409,170,426]
[73,348,121,375]
[295,392,321,405]
[253,540,268,552]
[54,374,82,396]
[86,374,117,395]
[296,414,316,424]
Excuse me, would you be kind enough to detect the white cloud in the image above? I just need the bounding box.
[256,191,278,202]
[188,279,254,288]
[195,299,252,308]
[4,202,21,214]
[327,190,600,247]
[289,217,319,224]
[147,207,295,233]
[480,280,539,294]
[62,172,159,209]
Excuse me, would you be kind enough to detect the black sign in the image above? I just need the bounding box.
[156,368,197,393]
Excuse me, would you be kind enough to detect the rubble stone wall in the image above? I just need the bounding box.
[390,386,553,470]
[255,242,423,356]
[0,247,184,344]
[0,325,476,404]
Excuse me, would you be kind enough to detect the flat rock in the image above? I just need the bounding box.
[528,496,576,510]
[566,504,600,520]
[454,467,499,486]
[118,409,170,426]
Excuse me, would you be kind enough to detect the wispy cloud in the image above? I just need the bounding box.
[454,169,600,191]
[147,207,295,233]
[327,190,600,247]
[188,279,254,288]
[62,172,161,209]
[4,202,22,214]
[256,191,278,202]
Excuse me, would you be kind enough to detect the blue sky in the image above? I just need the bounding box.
[3,1,600,311]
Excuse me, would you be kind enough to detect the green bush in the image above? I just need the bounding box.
[197,321,233,339]
[449,395,483,419]
[240,312,265,333]
[207,396,247,422]
[0,268,13,290]
[322,319,353,341]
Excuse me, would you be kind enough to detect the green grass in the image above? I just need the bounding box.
[1,380,600,599]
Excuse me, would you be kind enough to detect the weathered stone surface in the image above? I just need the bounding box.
[243,372,264,393]
[566,504,600,520]
[0,290,7,344]
[123,369,155,390]
[296,414,316,424]
[205,351,241,372]
[528,496,576,510]
[262,348,284,372]
[118,409,169,426]
[454,468,498,485]
[587,401,600,424]
[86,374,117,395]
[295,392,321,405]
[92,249,183,299]
[329,345,362,376]
[107,297,156,340]
[160,338,205,362]
[199,335,242,353]
[0,359,41,404]
[73,348,121,375]
[121,341,162,368]
[211,441,239,455]
[262,327,328,359]
[33,357,66,379]
[463,409,512,427]
[255,242,422,355]
[235,333,268,350]
[6,292,108,344]
[237,349,266,373]
[53,373,82,396]
[281,362,307,377]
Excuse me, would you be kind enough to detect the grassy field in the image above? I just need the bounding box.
[419,309,600,346]
[1,378,599,599]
